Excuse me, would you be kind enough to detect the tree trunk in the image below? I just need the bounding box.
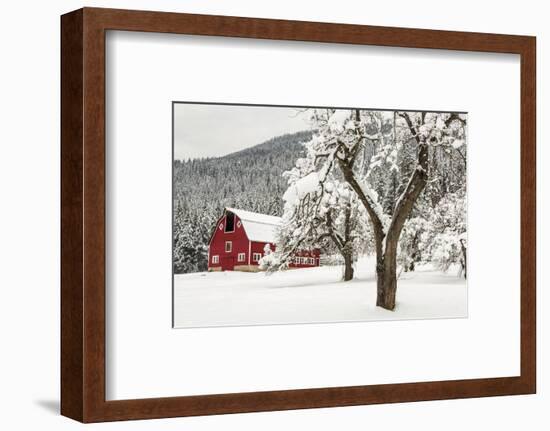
[376,234,399,310]
[408,233,419,272]
[376,265,397,310]
[343,252,354,281]
[324,206,356,282]
[460,239,467,279]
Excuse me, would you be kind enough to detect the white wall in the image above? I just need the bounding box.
[0,0,546,430]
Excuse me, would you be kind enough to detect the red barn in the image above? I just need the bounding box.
[207,207,321,272]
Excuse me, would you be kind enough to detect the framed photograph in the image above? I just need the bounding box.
[172,102,469,328]
[61,7,536,422]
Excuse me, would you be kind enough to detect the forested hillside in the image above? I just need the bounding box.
[173,130,313,273]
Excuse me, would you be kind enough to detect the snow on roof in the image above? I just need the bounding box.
[282,172,321,206]
[225,207,281,243]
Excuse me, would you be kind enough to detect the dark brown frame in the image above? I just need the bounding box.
[61,7,536,423]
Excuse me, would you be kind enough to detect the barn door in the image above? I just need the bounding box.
[221,256,235,271]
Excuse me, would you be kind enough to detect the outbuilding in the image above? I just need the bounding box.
[207,207,321,272]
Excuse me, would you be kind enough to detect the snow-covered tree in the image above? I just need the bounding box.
[423,190,467,278]
[173,204,209,273]
[397,215,431,273]
[315,183,372,281]
[299,108,466,309]
[261,137,370,281]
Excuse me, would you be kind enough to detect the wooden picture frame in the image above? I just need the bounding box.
[61,7,536,423]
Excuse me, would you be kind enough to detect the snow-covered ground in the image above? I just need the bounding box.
[173,257,467,328]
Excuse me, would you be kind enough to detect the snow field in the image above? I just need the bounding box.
[174,257,467,328]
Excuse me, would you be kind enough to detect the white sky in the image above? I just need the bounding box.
[174,103,311,160]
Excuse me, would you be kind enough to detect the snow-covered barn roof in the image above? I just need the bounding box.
[225,207,281,244]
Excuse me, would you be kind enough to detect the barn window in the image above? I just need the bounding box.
[225,212,235,232]
[237,253,245,262]
[225,241,232,252]
[252,253,261,262]
[212,255,219,264]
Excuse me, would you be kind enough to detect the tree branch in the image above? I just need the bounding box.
[385,112,429,257]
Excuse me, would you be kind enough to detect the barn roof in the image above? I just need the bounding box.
[225,207,281,243]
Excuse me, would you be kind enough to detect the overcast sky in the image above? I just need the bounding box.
[174,103,311,160]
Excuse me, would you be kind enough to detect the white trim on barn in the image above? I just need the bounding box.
[207,214,226,247]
